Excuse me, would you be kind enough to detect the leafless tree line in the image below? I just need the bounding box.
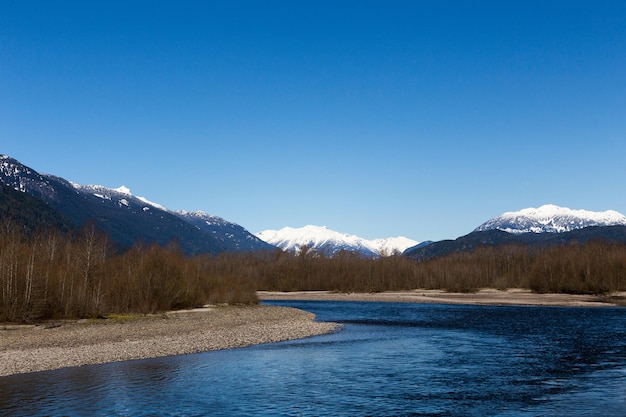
[3,218,625,322]
[0,221,257,322]
[210,241,626,295]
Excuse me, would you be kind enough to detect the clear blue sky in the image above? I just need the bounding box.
[2,1,625,242]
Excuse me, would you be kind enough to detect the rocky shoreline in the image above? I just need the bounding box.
[4,290,621,377]
[0,305,338,377]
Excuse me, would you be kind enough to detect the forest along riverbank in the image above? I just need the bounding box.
[258,289,626,307]
[0,305,339,377]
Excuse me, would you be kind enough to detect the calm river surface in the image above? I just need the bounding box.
[1,300,626,416]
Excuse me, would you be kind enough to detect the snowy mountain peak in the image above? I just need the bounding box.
[371,236,422,256]
[114,185,132,195]
[71,183,167,210]
[475,204,626,234]
[256,225,419,257]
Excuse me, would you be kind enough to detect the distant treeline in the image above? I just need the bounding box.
[3,219,626,322]
[210,241,626,295]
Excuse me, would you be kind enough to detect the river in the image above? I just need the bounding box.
[1,300,625,416]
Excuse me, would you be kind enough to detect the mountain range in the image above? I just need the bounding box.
[405,205,626,261]
[256,225,419,257]
[3,154,626,259]
[259,205,626,260]
[0,155,273,254]
[474,204,626,234]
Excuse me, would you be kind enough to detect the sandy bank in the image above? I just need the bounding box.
[0,305,338,377]
[258,289,626,307]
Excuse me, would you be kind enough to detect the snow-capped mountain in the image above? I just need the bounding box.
[0,154,273,254]
[256,225,419,257]
[1,154,58,201]
[70,183,168,212]
[474,204,626,234]
[371,236,422,256]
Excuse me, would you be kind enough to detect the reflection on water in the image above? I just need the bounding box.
[1,301,625,416]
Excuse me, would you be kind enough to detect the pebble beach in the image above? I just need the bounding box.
[0,305,338,377]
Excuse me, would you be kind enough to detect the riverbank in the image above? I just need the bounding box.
[0,305,338,377]
[258,289,626,307]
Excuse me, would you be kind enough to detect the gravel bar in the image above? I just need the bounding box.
[0,305,339,377]
[258,289,623,307]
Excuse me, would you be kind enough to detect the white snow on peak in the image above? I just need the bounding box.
[256,225,419,257]
[114,185,132,195]
[371,236,420,256]
[77,184,132,197]
[71,183,168,211]
[475,204,626,234]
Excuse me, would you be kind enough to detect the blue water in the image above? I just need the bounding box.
[1,301,626,416]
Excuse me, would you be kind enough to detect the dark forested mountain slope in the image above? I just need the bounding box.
[0,155,273,254]
[405,226,626,261]
[0,181,74,235]
[174,210,276,252]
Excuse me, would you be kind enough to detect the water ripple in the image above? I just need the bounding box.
[1,302,626,416]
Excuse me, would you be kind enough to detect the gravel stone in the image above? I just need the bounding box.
[0,306,339,377]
